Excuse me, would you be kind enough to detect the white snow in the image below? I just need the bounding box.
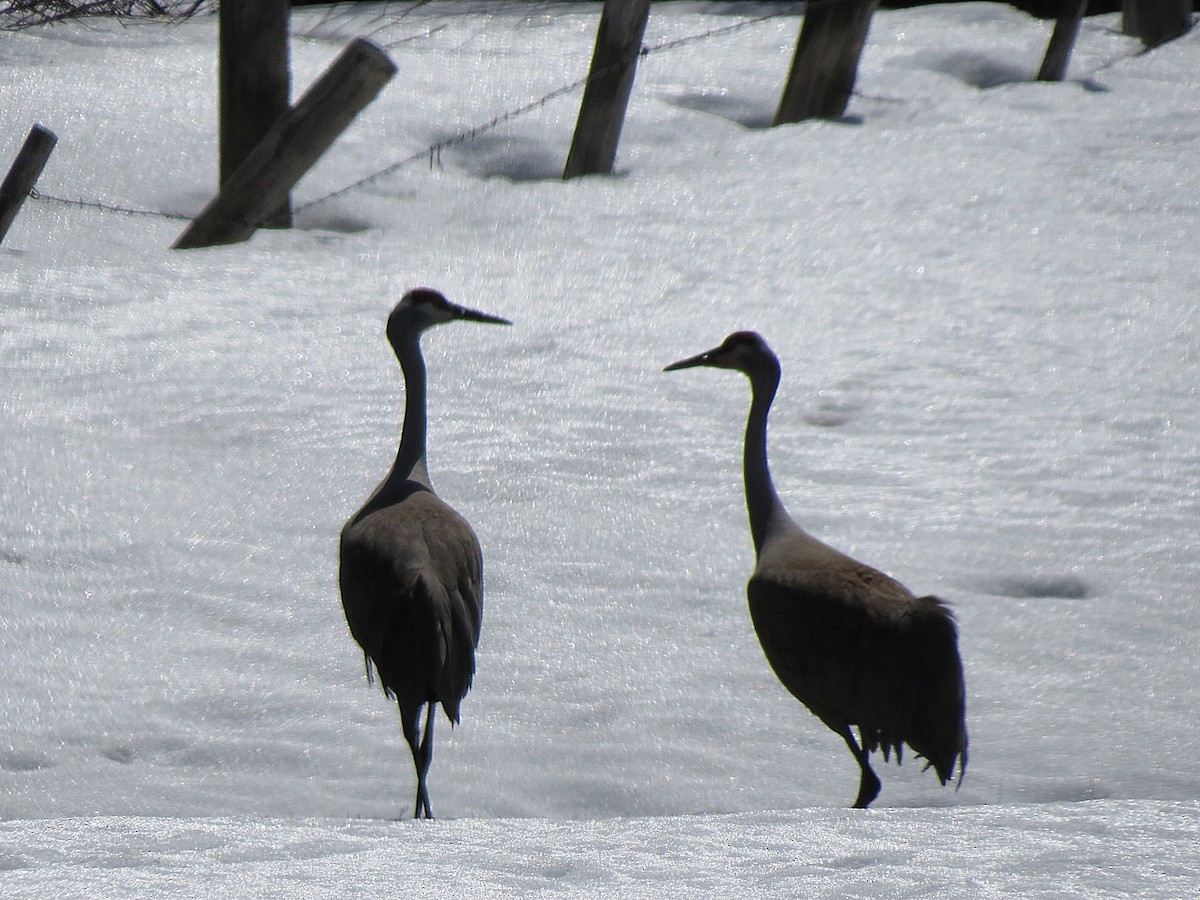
[1,1,1198,895]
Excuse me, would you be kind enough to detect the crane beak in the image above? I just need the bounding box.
[452,303,512,326]
[663,347,719,372]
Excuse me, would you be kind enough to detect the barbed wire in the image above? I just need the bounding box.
[28,187,191,220]
[642,6,799,56]
[298,7,799,212]
[294,71,590,212]
[24,5,803,223]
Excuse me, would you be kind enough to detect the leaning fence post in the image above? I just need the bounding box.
[173,38,396,251]
[774,0,880,125]
[563,0,652,180]
[0,125,57,247]
[1037,0,1089,82]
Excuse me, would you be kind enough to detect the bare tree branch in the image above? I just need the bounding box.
[1,0,209,30]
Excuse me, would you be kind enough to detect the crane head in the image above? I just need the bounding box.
[388,288,512,344]
[664,331,777,375]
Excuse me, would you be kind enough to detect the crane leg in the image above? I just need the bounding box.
[414,704,436,819]
[400,702,436,820]
[838,725,881,809]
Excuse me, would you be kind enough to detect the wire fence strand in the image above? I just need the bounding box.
[298,7,798,212]
[25,6,803,223]
[28,187,192,220]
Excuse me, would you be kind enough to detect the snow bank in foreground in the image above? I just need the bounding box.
[2,801,1197,898]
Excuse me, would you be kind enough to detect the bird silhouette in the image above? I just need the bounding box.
[665,331,967,808]
[339,287,510,819]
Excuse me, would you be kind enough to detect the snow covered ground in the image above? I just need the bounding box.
[1,1,1198,894]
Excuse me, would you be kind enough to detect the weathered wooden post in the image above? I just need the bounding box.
[174,38,396,250]
[1123,0,1192,48]
[0,125,57,247]
[220,0,291,227]
[1037,0,1089,82]
[563,0,653,180]
[774,0,880,125]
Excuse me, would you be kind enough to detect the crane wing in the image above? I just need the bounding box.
[747,562,966,783]
[339,487,483,721]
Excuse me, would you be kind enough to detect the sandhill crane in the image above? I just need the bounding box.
[339,288,510,819]
[665,331,967,808]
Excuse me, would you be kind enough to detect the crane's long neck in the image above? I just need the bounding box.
[744,362,787,557]
[389,333,432,490]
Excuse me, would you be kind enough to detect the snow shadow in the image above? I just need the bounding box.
[294,209,375,234]
[667,90,776,129]
[444,133,564,182]
[0,750,55,772]
[802,395,863,428]
[980,574,1091,599]
[665,90,864,129]
[922,51,1109,93]
[925,51,1034,88]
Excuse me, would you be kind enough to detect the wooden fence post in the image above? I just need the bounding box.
[0,125,57,247]
[173,38,396,251]
[563,0,652,180]
[1123,0,1192,49]
[220,0,291,228]
[774,0,880,125]
[1037,0,1089,82]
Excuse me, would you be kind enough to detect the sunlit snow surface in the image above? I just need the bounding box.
[1,1,1198,894]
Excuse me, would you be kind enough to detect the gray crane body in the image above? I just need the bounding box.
[340,484,483,728]
[666,331,967,808]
